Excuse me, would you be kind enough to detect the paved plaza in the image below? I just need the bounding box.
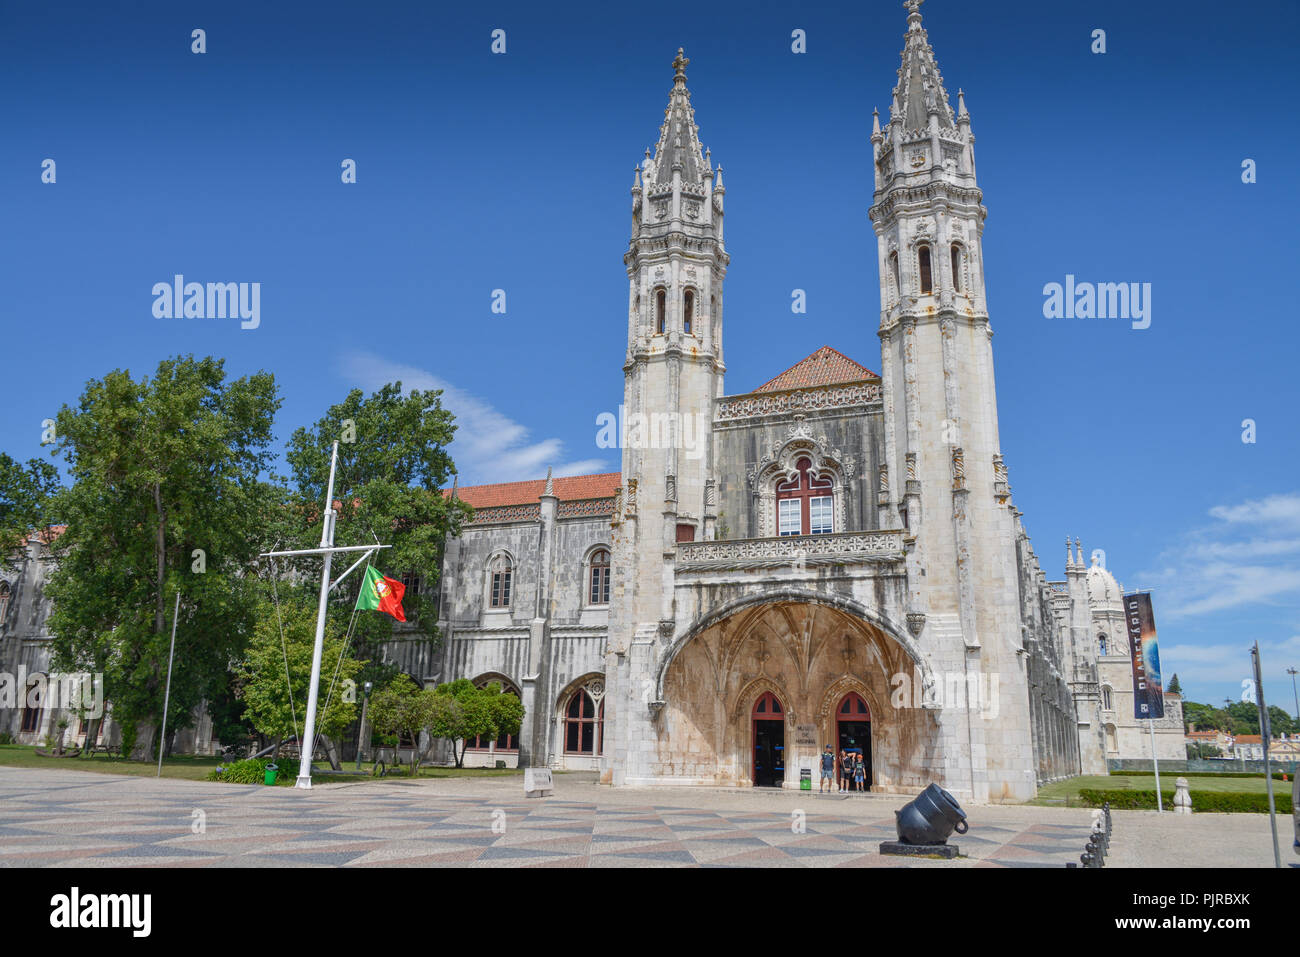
[0,767,1284,868]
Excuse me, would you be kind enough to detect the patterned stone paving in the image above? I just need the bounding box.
[0,767,1100,868]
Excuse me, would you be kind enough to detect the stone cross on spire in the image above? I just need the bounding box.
[672,48,689,78]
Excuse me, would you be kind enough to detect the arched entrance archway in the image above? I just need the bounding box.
[835,692,872,790]
[653,597,937,790]
[751,691,786,788]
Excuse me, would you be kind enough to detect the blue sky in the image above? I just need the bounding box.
[2,0,1299,711]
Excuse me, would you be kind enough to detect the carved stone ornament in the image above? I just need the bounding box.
[905,451,918,480]
[906,613,926,637]
[951,446,966,489]
[658,619,676,638]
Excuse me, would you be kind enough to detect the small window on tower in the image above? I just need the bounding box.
[918,245,933,295]
[655,289,666,335]
[950,243,962,293]
[889,251,900,301]
[683,289,694,335]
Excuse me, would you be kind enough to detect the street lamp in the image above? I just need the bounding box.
[1287,667,1298,724]
[355,680,374,771]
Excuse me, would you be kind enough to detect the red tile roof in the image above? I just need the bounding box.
[446,472,621,509]
[23,525,67,546]
[753,345,878,394]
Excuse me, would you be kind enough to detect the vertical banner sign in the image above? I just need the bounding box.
[1123,592,1164,720]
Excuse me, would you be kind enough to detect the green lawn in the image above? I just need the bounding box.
[0,744,223,780]
[1030,773,1291,807]
[0,744,525,785]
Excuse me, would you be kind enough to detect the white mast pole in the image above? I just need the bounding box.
[296,441,340,789]
[156,590,181,778]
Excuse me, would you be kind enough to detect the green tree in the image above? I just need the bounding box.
[430,678,524,768]
[0,452,61,561]
[1166,673,1181,695]
[44,355,282,760]
[285,383,471,660]
[237,597,361,759]
[368,674,439,774]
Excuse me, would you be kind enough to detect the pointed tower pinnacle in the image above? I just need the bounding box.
[543,466,554,498]
[648,48,708,186]
[895,0,956,131]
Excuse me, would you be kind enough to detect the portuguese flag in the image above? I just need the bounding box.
[356,566,406,622]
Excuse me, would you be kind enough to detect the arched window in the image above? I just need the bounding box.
[488,553,512,608]
[838,693,870,720]
[20,676,42,734]
[655,288,666,335]
[588,548,610,605]
[466,678,520,752]
[682,289,694,335]
[918,245,933,295]
[565,689,604,755]
[752,691,784,717]
[889,251,900,301]
[775,457,834,536]
[1098,634,1107,657]
[1102,686,1113,711]
[950,243,962,292]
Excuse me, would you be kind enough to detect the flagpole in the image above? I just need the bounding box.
[1251,642,1282,868]
[296,441,340,790]
[156,590,181,779]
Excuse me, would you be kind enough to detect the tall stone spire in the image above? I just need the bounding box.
[894,0,957,131]
[609,49,726,786]
[648,49,709,187]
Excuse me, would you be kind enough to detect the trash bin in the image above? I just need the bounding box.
[264,763,279,786]
[800,768,812,791]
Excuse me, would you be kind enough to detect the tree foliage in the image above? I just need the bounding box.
[43,355,282,759]
[432,678,524,768]
[237,597,362,749]
[284,384,471,651]
[367,674,439,774]
[0,452,61,561]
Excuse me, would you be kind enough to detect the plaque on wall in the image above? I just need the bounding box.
[794,724,817,747]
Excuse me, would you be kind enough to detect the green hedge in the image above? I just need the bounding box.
[1115,770,1292,781]
[207,757,294,786]
[1079,788,1293,813]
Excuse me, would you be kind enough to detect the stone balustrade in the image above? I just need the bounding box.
[676,530,905,570]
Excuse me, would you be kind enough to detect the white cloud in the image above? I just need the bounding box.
[341,352,609,485]
[1208,493,1300,529]
[1161,635,1300,698]
[1141,492,1300,621]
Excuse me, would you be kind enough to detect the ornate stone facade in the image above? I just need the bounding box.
[428,4,1150,803]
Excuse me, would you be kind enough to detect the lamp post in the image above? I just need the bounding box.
[355,680,373,771]
[1287,667,1298,723]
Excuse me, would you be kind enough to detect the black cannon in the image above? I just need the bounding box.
[895,783,969,845]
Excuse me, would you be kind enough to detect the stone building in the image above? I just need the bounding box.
[0,2,1178,798]
[1084,556,1185,763]
[0,531,215,755]
[426,1,1172,802]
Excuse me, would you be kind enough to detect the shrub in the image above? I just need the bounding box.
[0,732,14,745]
[1078,788,1293,814]
[1115,770,1291,781]
[207,757,294,786]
